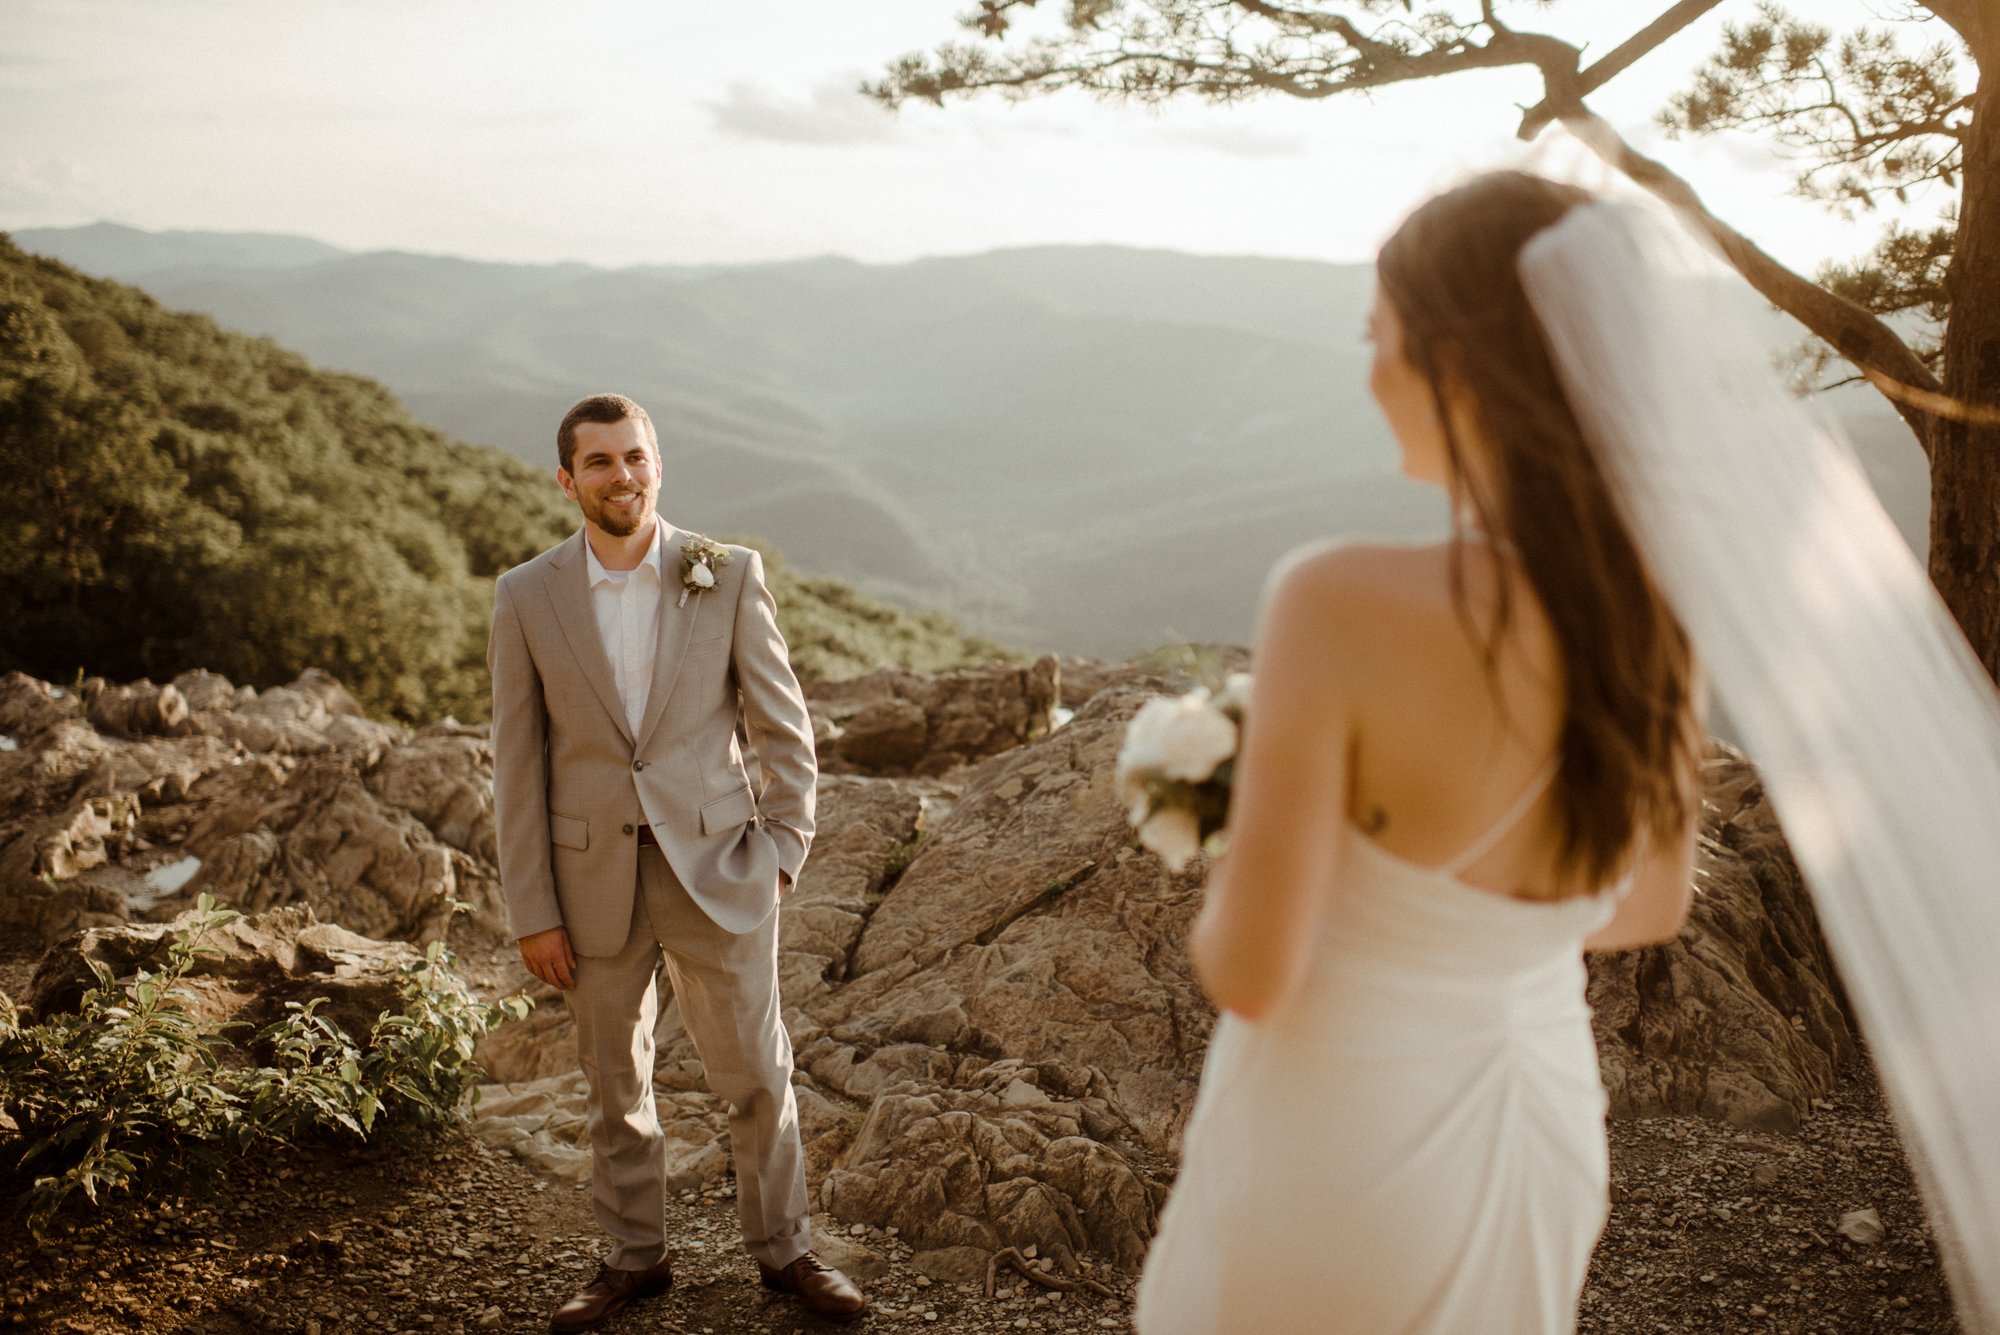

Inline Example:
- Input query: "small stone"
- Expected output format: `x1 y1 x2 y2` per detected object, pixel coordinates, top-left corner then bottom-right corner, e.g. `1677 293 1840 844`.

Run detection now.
476 1308 504 1328
1839 1209 1887 1245
1002 1078 1048 1107
850 1223 867 1236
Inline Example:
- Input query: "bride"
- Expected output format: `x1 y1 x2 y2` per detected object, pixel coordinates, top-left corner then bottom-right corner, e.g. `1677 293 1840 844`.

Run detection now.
1134 171 2000 1333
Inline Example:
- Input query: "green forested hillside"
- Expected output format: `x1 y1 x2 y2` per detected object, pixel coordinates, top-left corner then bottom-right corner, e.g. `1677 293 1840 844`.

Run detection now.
0 237 1003 722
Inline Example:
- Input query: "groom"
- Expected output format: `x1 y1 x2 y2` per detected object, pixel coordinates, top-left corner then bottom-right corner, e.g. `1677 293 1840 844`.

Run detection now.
488 393 865 1330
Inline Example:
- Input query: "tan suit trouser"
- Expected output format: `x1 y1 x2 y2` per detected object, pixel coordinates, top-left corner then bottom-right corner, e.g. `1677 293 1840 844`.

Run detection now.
566 847 811 1271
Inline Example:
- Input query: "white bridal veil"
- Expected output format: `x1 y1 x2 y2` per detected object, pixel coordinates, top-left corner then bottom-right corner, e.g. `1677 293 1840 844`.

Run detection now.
1518 199 2000 1329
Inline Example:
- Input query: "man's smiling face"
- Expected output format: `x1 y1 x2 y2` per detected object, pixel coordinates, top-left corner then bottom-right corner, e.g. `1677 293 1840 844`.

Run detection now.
559 417 659 539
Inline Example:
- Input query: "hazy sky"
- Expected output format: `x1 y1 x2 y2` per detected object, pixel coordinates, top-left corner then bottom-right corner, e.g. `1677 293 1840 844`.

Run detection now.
0 0 1955 272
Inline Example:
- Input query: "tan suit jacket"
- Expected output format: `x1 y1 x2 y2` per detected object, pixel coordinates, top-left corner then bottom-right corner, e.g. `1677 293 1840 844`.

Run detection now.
487 526 815 950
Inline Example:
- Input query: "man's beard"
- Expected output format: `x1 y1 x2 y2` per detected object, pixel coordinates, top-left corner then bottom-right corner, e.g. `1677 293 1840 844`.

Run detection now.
583 487 652 538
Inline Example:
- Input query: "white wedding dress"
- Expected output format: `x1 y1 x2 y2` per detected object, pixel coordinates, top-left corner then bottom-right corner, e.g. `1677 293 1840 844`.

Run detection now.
1135 764 1623 1334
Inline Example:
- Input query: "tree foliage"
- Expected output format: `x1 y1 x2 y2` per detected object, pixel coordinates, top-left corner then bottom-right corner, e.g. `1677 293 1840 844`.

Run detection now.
0 236 574 722
1663 5 1972 214
747 541 1014 683
0 237 1010 721
868 0 1585 109
1658 4 1970 377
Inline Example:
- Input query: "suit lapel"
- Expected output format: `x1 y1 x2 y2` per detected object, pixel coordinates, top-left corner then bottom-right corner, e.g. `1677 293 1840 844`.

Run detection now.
544 532 634 746
634 523 702 754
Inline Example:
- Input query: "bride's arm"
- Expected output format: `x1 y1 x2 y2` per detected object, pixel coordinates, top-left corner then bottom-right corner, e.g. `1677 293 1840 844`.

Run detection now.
1583 814 1697 952
1189 548 1359 1021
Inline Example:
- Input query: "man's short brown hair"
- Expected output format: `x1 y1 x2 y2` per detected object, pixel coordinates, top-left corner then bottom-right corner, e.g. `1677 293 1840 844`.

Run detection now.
557 394 657 474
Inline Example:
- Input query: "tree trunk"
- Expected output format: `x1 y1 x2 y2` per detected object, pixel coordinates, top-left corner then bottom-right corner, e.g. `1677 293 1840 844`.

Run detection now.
1931 66 2000 682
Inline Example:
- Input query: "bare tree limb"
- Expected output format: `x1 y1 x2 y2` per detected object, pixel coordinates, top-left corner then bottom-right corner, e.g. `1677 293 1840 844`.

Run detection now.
1518 0 1729 138
1864 370 2000 425
1559 110 1945 453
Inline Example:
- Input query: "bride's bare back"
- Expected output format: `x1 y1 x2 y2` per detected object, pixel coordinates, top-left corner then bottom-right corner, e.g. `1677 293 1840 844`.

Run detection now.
1327 538 1566 894
1187 535 1694 1024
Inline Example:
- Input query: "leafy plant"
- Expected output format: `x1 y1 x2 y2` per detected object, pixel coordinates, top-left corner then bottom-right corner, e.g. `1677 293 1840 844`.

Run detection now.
0 895 531 1234
361 940 531 1134
0 898 253 1229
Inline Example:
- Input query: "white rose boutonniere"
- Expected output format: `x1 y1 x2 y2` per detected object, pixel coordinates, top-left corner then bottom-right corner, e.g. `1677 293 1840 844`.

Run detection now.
1115 672 1250 872
678 536 733 607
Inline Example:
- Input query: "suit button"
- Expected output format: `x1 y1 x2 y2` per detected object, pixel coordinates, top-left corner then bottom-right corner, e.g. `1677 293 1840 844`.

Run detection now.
633 760 646 772
621 823 634 835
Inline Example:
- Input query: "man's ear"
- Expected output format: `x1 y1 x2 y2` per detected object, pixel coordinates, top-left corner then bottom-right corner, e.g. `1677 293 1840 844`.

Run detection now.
556 467 578 501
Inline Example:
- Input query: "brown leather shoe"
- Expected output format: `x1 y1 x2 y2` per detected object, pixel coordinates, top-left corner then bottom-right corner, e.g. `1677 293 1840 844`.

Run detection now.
758 1251 868 1322
548 1258 674 1332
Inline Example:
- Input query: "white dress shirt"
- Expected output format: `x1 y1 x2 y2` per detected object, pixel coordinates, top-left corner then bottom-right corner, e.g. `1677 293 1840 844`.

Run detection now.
583 522 665 737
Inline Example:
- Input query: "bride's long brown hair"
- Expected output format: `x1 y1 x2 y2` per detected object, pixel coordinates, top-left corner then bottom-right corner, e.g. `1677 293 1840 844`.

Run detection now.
1376 171 1701 896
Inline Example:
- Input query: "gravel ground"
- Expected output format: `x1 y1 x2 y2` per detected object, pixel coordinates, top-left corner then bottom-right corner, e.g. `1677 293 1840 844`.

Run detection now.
1 1134 1137 1334
1581 1064 1958 1334
0 918 1962 1335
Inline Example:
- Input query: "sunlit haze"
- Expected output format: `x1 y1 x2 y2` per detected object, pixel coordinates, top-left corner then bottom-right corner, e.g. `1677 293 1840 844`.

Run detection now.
1 0 1953 271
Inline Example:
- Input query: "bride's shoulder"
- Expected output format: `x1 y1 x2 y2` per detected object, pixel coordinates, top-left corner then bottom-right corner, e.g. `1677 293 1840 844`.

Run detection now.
1266 538 1446 615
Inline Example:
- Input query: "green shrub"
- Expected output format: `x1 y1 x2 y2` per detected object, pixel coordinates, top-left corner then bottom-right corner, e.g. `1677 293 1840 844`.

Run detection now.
0 896 530 1234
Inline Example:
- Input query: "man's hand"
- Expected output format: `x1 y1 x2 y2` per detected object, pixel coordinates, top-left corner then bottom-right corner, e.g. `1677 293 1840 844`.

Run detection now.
519 925 577 990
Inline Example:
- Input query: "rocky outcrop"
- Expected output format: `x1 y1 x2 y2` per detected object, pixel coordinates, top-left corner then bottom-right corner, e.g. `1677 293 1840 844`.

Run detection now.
4 663 1858 1278
1588 747 1855 1131
0 670 500 950
800 681 1211 1156
809 656 1061 776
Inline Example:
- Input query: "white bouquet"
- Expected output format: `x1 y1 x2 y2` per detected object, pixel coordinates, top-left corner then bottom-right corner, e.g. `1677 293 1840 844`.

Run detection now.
1115 674 1251 872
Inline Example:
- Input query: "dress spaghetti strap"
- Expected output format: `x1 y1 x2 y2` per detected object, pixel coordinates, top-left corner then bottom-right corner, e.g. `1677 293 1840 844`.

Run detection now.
1438 757 1561 878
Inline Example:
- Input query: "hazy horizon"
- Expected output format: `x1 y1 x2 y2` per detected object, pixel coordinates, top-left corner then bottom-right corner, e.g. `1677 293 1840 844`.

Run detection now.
12 217 1385 275
4 1 1955 275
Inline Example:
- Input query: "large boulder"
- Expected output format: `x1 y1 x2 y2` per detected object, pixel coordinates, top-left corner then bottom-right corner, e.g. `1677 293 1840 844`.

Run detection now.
820 1061 1162 1273
809 656 1062 776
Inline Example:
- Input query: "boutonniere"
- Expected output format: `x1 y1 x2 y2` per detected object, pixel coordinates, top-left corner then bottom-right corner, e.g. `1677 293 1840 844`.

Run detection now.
677 535 733 607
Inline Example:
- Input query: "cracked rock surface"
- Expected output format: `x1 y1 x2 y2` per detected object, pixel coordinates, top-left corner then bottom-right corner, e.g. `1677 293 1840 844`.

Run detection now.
0 663 1958 1327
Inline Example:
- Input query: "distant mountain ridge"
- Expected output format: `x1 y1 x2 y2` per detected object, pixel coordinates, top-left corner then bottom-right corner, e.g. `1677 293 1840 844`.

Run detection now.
13 222 1929 658
19 221 347 276
0 236 1004 721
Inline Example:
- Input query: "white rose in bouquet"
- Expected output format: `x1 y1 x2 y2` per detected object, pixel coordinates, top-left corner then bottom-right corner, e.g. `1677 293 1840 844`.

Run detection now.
1138 807 1204 873
1118 678 1251 872
1159 699 1238 782
1214 672 1253 716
